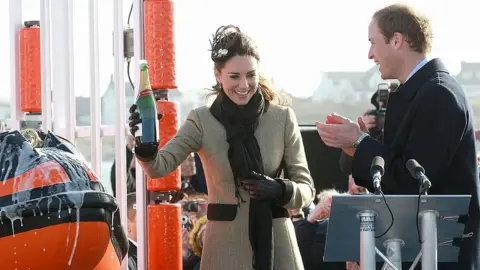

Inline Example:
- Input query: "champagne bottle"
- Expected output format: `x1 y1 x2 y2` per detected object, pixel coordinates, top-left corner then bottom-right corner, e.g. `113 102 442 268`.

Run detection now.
135 60 159 145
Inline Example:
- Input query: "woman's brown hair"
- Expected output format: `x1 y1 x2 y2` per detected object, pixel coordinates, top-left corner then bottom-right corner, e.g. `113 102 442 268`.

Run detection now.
207 25 289 105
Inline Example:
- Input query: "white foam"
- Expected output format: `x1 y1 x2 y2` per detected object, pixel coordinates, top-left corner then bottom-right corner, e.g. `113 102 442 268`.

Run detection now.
111 204 119 231
68 208 80 265
66 221 71 252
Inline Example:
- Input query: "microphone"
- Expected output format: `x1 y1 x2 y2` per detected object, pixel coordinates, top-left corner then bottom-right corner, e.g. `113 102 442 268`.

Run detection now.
406 159 432 194
370 156 385 194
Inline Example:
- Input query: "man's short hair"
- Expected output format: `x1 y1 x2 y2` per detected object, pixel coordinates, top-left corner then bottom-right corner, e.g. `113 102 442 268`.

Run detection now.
373 4 432 54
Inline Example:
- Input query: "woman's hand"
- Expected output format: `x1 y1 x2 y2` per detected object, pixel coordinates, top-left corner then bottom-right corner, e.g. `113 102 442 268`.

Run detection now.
240 171 284 200
128 104 163 137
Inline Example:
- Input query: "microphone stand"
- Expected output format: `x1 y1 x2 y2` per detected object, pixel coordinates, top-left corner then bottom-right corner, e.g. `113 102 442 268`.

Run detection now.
373 174 382 195
418 175 431 195
417 178 436 269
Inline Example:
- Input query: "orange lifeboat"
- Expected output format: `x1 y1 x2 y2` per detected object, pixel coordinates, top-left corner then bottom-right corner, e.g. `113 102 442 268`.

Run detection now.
0 130 128 269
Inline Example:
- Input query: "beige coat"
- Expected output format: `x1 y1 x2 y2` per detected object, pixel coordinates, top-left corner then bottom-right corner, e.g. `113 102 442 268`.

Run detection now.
139 103 315 270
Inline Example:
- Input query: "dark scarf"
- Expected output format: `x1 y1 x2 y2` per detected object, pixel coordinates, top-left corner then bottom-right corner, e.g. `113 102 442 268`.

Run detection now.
210 90 274 270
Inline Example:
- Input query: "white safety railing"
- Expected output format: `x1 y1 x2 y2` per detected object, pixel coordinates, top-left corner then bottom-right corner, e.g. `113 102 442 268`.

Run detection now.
40 0 53 132
50 0 76 142
112 3 129 270
8 0 146 269
8 0 22 131
88 0 102 176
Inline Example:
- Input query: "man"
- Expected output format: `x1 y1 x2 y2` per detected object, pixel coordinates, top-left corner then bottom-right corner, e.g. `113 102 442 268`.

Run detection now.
316 4 479 269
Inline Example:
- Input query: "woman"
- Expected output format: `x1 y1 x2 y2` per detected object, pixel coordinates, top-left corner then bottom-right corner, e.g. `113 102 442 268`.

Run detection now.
129 25 315 270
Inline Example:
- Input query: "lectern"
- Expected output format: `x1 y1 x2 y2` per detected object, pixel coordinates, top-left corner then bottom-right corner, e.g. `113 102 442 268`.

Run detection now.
324 194 471 269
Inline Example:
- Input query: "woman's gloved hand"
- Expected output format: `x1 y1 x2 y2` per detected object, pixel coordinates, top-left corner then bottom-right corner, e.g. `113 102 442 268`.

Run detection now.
128 104 163 160
128 104 141 137
240 171 285 200
128 104 163 137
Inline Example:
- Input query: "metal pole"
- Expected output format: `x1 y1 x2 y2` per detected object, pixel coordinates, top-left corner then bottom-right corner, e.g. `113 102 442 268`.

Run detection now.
409 251 422 270
8 0 23 131
375 247 400 270
50 0 76 141
113 0 127 268
40 0 53 132
357 210 376 270
132 0 148 269
420 210 438 270
88 0 102 177
384 239 404 270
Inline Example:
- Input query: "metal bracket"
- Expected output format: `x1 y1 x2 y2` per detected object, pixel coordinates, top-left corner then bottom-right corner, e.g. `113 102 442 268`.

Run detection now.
124 27 134 58
149 191 172 204
20 113 43 131
153 89 169 101
112 27 135 59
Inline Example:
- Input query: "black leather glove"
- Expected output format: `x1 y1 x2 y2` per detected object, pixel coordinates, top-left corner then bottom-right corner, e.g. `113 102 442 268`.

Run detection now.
128 104 163 137
128 104 163 160
240 171 285 200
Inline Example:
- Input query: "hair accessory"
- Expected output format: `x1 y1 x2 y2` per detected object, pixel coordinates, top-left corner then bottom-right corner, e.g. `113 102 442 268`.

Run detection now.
213 48 228 59
209 25 240 60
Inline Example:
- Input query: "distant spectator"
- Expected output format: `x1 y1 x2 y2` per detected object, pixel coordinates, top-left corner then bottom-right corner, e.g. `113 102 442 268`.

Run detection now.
475 129 480 141
181 153 198 195
190 215 207 257
127 192 137 270
293 189 345 270
181 193 207 270
111 136 136 196
191 153 207 194
347 175 369 195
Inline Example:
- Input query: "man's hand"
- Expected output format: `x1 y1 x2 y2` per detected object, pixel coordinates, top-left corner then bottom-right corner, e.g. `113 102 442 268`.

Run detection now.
362 108 377 131
316 113 364 149
342 116 369 156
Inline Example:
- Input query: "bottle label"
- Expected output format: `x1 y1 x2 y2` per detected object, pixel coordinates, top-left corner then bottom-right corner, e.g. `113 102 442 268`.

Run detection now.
138 89 154 99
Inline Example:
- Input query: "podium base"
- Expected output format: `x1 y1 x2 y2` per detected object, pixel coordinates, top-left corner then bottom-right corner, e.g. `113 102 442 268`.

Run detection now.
383 239 404 270
421 210 439 270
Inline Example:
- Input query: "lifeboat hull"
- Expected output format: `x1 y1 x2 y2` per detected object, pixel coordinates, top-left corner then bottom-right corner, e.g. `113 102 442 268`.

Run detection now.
0 130 128 269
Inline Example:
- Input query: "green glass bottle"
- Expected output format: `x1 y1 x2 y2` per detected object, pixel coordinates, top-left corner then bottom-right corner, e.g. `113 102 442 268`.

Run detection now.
135 60 159 145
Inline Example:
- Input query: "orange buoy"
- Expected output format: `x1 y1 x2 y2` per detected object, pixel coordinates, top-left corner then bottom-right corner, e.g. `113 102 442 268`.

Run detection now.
19 21 42 113
147 100 181 191
148 204 182 270
144 0 176 90
0 130 128 269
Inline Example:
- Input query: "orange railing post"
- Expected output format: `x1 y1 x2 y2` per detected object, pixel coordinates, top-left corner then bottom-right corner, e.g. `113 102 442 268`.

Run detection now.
144 0 182 269
20 21 42 114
